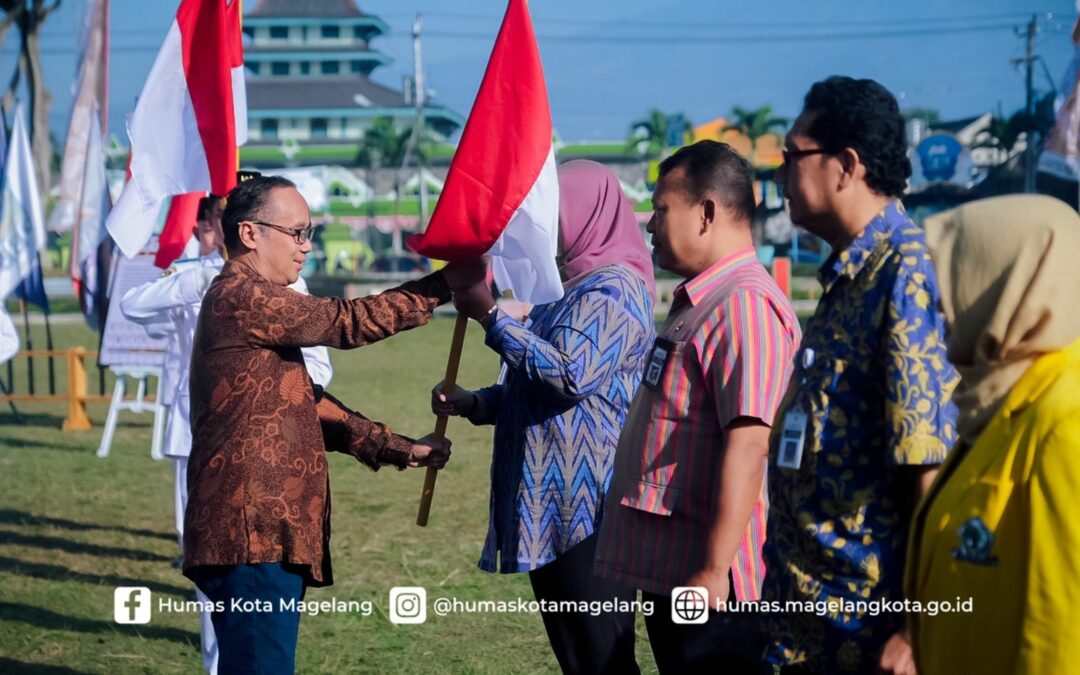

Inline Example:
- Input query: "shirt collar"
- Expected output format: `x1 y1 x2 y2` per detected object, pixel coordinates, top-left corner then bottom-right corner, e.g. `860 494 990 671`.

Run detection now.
818 200 907 291
675 247 758 307
998 336 1080 420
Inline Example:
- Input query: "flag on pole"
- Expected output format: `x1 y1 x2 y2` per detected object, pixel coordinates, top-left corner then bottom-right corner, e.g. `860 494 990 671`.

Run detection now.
71 111 113 327
49 0 109 234
106 0 244 258
152 0 243 269
1038 6 1080 182
0 104 49 311
406 0 562 305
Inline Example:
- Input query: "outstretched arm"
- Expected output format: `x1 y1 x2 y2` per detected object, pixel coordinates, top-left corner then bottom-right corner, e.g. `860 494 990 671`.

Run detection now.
316 388 450 470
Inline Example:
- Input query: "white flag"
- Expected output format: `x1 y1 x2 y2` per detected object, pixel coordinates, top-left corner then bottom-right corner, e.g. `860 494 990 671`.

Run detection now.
0 104 48 301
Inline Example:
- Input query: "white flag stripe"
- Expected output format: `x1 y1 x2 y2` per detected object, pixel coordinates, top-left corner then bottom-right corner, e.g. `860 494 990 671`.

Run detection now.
486 147 562 305
106 19 210 258
126 21 211 211
233 65 248 147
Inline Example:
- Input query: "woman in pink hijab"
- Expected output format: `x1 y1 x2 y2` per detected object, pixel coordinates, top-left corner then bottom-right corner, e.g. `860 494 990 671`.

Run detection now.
433 160 655 674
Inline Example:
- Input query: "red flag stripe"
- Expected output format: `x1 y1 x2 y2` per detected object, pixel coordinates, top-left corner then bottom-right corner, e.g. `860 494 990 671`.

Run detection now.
407 0 551 260
155 192 203 268
177 0 237 197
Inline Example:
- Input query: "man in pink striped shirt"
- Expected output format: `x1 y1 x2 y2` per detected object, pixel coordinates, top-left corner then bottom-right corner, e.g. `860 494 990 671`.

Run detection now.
594 141 800 674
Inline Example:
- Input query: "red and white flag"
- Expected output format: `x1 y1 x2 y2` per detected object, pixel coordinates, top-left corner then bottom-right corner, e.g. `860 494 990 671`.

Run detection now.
49 0 109 235
106 0 245 258
407 0 562 305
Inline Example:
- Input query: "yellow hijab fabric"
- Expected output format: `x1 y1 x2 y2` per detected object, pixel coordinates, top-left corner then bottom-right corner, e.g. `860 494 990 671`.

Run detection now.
925 194 1080 444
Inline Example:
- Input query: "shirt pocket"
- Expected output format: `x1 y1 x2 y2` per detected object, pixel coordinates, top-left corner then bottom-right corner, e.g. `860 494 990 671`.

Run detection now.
645 339 690 420
807 357 856 454
619 479 680 517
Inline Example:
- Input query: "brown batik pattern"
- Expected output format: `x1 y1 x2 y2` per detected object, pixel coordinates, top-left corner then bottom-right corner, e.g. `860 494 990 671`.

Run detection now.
183 261 450 586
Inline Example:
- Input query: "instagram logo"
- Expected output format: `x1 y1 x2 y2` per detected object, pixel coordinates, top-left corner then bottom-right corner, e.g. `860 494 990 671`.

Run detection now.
114 587 152 624
389 587 427 624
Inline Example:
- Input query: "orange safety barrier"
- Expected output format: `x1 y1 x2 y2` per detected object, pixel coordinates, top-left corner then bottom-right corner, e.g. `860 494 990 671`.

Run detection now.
1 348 112 430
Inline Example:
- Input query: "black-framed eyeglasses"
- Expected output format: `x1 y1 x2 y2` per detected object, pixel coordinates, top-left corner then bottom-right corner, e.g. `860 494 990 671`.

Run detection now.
248 220 318 244
781 147 833 166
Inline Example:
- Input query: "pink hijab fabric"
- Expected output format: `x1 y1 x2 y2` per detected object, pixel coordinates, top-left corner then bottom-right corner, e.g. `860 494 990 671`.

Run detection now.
557 160 655 299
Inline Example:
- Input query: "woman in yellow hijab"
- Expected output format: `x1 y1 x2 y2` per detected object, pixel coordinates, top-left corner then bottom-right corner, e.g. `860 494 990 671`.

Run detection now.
908 194 1080 675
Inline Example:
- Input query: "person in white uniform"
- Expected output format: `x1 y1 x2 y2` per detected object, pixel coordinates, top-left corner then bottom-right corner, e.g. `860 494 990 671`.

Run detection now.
120 196 332 674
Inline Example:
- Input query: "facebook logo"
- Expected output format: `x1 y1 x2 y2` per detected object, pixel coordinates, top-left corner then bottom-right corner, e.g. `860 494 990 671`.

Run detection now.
114 587 151 624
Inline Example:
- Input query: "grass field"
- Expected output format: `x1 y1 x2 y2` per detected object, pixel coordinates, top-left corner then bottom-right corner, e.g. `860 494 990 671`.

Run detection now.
0 318 663 674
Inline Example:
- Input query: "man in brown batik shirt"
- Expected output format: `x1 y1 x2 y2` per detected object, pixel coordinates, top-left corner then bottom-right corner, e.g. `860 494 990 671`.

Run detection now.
182 175 486 674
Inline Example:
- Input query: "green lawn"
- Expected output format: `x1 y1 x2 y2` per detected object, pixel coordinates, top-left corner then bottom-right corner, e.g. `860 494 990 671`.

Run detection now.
239 141 637 166
0 319 662 674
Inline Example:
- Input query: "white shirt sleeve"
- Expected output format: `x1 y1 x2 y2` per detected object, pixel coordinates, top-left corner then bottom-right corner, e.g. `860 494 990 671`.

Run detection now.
288 275 334 388
120 265 212 324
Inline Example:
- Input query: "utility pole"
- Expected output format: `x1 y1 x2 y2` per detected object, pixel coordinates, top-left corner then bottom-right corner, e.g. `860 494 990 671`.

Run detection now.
411 13 430 228
1014 14 1038 192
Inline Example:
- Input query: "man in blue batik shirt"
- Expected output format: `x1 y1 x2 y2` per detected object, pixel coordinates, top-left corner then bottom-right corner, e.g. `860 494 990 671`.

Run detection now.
760 77 959 675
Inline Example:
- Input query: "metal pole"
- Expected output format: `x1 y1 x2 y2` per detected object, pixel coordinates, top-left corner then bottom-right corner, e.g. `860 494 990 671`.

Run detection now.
36 253 56 394
413 14 430 228
1021 15 1038 193
19 299 34 395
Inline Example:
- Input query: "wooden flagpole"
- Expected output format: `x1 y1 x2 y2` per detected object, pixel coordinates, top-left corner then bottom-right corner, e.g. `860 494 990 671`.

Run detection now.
416 312 469 526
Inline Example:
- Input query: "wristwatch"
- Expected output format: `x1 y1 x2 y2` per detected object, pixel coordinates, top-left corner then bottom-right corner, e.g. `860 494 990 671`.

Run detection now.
478 303 499 329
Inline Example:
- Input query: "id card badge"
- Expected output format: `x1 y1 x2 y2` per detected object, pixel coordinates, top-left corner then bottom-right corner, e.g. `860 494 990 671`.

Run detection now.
643 338 674 389
777 407 809 469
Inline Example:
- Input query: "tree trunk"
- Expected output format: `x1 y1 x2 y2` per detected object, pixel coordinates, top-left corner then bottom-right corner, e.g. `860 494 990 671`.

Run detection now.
1 39 24 113
0 12 16 53
23 21 52 196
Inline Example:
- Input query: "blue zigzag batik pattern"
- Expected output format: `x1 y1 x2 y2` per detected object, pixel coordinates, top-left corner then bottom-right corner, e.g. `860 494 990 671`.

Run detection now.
473 265 654 573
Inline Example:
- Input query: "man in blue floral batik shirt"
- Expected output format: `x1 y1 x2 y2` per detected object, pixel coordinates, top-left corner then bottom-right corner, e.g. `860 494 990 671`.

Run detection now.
760 76 959 675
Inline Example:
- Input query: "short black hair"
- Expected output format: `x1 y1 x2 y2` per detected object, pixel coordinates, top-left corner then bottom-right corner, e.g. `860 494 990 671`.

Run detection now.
196 195 221 222
221 175 297 252
801 76 911 198
658 140 756 225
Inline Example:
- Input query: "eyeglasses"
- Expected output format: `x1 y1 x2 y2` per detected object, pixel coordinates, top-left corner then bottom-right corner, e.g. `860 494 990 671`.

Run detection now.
247 220 318 244
781 147 834 166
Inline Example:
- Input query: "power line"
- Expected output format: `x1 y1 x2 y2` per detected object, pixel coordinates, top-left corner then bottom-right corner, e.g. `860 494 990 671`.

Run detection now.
413 22 1020 44
11 12 1056 56
381 9 1044 31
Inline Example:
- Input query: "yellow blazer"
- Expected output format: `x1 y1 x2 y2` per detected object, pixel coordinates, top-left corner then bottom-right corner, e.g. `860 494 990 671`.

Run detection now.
907 338 1080 675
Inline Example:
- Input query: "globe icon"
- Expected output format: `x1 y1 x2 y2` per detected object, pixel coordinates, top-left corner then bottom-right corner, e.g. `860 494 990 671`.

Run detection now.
673 588 708 622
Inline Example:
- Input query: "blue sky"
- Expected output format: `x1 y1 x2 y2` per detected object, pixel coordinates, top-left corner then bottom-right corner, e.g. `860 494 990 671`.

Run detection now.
4 0 1076 143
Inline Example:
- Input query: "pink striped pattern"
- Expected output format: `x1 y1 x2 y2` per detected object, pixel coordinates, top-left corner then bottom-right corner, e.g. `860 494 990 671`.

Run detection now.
595 248 800 600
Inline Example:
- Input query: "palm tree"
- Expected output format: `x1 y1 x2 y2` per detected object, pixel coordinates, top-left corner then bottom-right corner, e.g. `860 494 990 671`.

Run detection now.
2 0 63 196
902 107 942 125
626 109 692 158
356 117 411 171
356 117 432 219
722 105 788 166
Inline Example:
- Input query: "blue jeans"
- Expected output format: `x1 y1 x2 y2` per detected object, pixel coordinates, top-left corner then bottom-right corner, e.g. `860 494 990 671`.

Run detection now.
192 563 306 675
